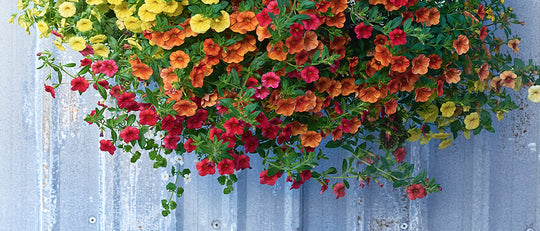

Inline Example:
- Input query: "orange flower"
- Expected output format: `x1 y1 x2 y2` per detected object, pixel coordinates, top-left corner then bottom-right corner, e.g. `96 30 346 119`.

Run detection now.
201 92 220 108
411 54 430 75
329 36 349 50
267 41 287 61
190 63 212 88
369 0 387 5
301 131 322 148
316 77 332 93
415 7 429 24
426 8 440 26
499 71 517 88
294 90 317 112
161 28 185 49
163 83 182 102
325 12 346 28
428 54 442 69
341 78 357 96
160 67 178 84
285 35 304 54
349 116 362 133
132 63 153 80
230 11 258 34
303 31 319 51
128 54 141 66
239 35 257 54
295 50 310 66
290 121 308 136
221 43 244 63
453 35 470 55
204 55 220 66
179 18 197 38
276 98 296 116
256 25 273 41
358 86 381 103
374 34 389 46
373 45 392 67
478 63 490 81
203 38 221 56
173 100 198 117
400 71 419 92
414 87 432 102
326 80 342 98
387 78 401 94
170 50 190 69
384 98 397 115
507 38 520 53
391 56 410 73
444 68 462 84
329 0 347 14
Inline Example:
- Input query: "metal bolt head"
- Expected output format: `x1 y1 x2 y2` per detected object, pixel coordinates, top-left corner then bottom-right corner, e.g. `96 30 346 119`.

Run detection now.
88 216 97 224
526 228 535 231
211 220 221 230
400 223 409 229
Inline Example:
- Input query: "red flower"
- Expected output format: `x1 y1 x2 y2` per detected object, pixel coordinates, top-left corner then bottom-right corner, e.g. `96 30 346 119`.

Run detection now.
93 80 110 90
407 183 427 200
99 140 116 155
233 153 251 170
184 138 197 152
224 117 244 135
333 183 346 199
120 126 140 143
209 127 223 141
354 23 373 39
80 44 94 56
302 14 320 30
100 60 118 77
44 85 55 98
70 77 89 93
477 4 485 20
80 58 92 66
479 25 487 42
261 123 280 139
91 60 102 74
388 28 407 46
259 170 282 185
289 23 305 37
320 179 330 194
242 133 259 153
109 85 124 98
394 147 405 163
300 170 312 181
301 66 319 83
256 8 272 27
261 72 281 89
161 114 184 136
217 158 236 175
163 135 180 150
117 92 139 111
139 109 158 126
196 159 216 176
186 109 208 129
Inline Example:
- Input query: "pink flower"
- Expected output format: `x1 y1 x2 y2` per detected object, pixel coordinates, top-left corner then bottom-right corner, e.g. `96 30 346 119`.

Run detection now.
99 140 116 155
70 77 89 93
266 1 279 15
354 23 373 39
407 183 427 200
254 87 270 99
100 60 118 77
80 44 94 56
139 109 158 126
301 66 319 83
120 126 140 143
302 14 320 30
44 85 55 98
289 23 305 37
217 158 235 175
51 30 63 38
261 72 280 88
256 8 272 27
163 135 180 150
389 28 407 46
333 183 346 199
91 60 103 74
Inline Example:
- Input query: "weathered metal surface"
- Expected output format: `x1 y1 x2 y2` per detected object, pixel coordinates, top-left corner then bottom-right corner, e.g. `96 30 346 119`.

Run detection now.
2 0 540 230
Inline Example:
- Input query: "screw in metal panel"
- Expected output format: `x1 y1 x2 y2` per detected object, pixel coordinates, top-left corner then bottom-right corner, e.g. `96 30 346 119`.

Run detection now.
400 223 408 230
211 220 221 230
88 216 97 224
526 228 535 231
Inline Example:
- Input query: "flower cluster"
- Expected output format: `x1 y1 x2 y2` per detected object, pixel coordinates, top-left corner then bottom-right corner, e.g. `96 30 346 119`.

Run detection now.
13 0 540 215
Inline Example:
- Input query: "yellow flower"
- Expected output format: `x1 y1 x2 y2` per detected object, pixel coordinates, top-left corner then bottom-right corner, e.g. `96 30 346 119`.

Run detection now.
138 4 157 22
76 19 93 32
17 0 28 10
92 43 110 57
181 0 189 5
464 112 480 130
8 15 15 24
53 40 65 51
162 0 178 14
123 16 141 33
438 138 453 150
127 38 142 50
418 103 438 122
211 10 230 32
486 8 494 21
152 47 165 59
440 101 456 117
107 0 122 5
58 2 76 17
86 0 105 5
190 14 212 34
407 128 421 142
141 20 155 30
37 21 49 35
496 111 505 121
95 4 110 13
528 85 540 103
68 36 86 51
165 4 183 16
201 0 218 4
89 34 107 43
114 2 134 19
419 133 432 145
463 130 471 139
144 0 165 13
18 16 30 34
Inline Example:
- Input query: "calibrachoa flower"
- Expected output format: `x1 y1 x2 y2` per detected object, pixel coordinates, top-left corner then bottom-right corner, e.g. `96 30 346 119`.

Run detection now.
18 0 540 216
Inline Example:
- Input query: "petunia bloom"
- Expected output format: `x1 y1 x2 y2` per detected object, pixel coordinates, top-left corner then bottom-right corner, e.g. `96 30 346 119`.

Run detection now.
44 85 55 98
120 126 140 143
354 23 373 39
388 28 407 46
217 158 235 175
407 184 427 200
453 35 470 55
71 76 89 93
261 72 281 88
333 183 345 199
301 66 319 83
196 159 216 176
100 60 118 77
99 140 116 155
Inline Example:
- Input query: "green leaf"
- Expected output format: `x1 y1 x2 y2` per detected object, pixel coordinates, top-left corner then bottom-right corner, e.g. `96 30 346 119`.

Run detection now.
96 83 108 100
126 114 136 126
217 175 227 185
324 167 337 175
166 183 176 191
149 150 157 160
63 63 76 67
325 140 341 148
229 174 238 183
343 179 350 188
130 151 141 163
169 201 177 210
161 199 169 209
176 187 184 197
223 187 233 194
341 159 348 174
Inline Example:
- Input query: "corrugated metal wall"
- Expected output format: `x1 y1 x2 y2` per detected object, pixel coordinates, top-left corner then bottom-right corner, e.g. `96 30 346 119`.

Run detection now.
2 1 540 230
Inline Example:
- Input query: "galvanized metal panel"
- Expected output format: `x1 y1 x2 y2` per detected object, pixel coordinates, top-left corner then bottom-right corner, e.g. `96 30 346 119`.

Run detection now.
3 0 540 230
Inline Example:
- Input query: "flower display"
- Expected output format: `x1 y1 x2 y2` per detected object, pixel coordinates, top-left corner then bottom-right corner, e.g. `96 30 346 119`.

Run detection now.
12 0 540 216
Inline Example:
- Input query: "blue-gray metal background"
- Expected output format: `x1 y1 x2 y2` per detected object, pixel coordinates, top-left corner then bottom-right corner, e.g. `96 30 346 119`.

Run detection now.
2 1 540 230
